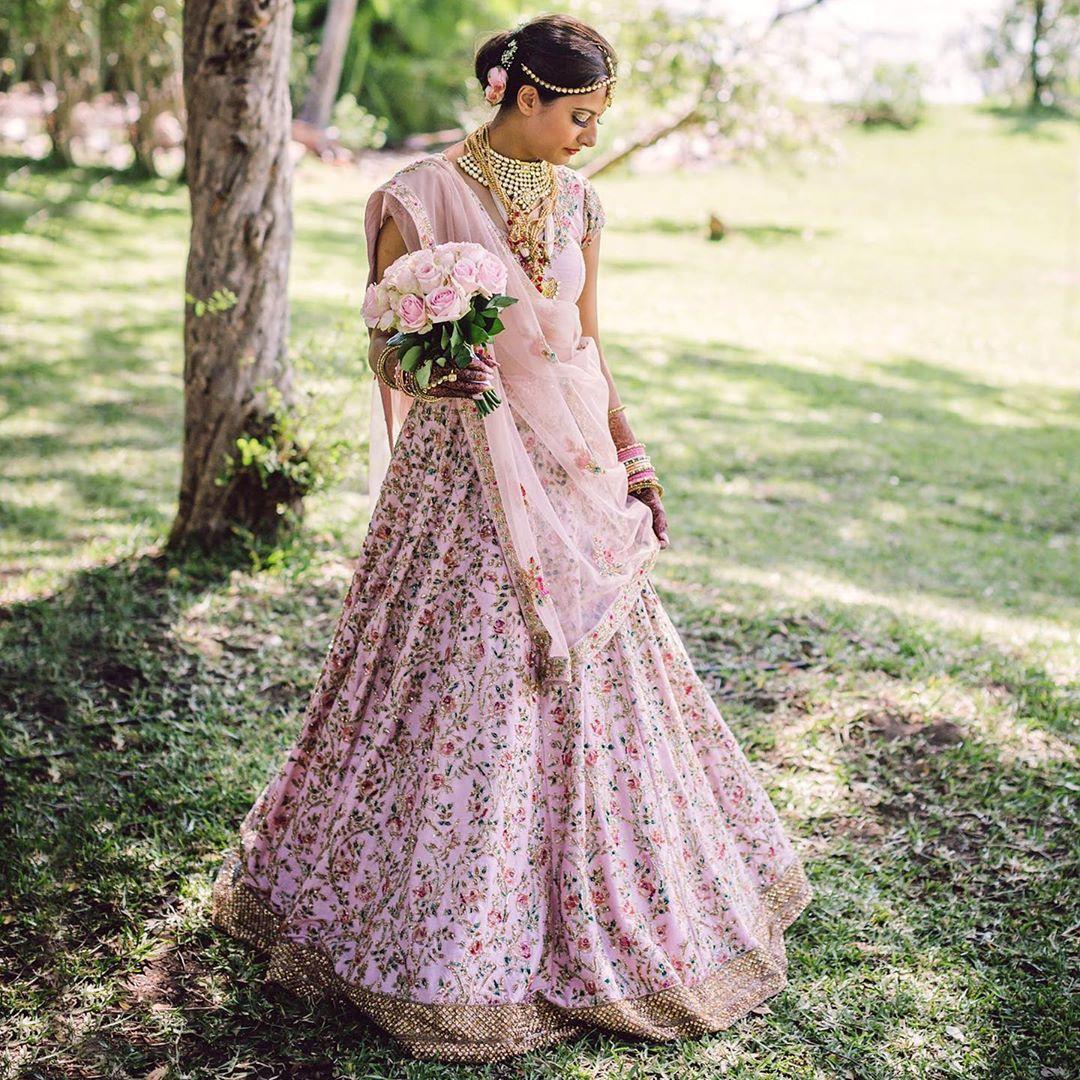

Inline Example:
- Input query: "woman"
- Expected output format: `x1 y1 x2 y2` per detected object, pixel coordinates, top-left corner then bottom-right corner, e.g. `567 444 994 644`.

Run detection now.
211 13 814 1064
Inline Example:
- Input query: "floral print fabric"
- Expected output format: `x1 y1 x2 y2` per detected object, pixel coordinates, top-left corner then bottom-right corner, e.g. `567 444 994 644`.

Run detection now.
218 395 812 1037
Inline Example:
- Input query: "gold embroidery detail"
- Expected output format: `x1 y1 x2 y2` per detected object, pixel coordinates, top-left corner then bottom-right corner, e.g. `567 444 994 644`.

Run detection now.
210 848 813 1063
381 174 437 249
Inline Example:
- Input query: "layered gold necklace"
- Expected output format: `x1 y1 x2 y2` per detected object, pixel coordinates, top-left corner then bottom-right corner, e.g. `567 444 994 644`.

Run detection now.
459 122 560 299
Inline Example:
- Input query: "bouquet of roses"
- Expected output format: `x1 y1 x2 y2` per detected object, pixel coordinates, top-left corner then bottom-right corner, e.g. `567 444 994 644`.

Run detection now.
363 241 518 417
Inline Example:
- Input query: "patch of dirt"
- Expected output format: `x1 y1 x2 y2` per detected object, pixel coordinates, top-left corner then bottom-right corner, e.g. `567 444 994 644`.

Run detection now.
119 934 211 1013
858 705 966 749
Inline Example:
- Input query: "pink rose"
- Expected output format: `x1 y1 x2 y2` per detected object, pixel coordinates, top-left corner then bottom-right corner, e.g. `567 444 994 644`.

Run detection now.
384 260 420 296
476 253 507 297
434 247 456 274
394 292 431 333
375 302 396 331
485 66 507 105
451 256 481 293
425 284 470 323
458 242 488 263
361 282 387 327
410 251 445 294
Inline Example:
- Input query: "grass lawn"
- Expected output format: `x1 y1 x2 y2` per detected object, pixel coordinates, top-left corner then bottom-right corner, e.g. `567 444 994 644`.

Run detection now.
1 104 1077 1078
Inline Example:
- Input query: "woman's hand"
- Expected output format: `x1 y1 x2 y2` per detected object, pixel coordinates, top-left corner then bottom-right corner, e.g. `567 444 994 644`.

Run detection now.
388 343 498 401
631 485 670 549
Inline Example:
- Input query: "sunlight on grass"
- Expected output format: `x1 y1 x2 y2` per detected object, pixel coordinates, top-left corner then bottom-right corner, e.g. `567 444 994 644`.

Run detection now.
708 562 1077 677
2 105 1077 1078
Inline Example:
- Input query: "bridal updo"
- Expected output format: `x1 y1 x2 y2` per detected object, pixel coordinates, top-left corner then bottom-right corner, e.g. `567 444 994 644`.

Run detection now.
475 14 618 109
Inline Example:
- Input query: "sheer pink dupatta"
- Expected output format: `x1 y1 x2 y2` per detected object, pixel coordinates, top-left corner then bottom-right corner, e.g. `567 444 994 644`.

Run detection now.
363 154 659 686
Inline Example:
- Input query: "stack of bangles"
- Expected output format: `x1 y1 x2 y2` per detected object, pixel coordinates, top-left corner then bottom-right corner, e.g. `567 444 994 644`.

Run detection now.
609 404 664 500
373 342 460 403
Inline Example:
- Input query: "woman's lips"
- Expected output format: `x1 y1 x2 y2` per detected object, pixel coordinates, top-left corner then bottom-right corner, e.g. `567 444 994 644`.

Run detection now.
565 147 580 154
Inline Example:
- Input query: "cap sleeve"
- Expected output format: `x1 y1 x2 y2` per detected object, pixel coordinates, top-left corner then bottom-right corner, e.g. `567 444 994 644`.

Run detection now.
581 176 606 249
363 172 435 288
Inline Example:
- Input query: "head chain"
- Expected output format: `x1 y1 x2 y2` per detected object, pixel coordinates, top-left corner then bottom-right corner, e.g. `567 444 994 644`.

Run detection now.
499 35 617 104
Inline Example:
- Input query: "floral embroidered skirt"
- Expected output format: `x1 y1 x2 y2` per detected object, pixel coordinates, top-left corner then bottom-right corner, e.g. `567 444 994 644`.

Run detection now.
210 396 814 1063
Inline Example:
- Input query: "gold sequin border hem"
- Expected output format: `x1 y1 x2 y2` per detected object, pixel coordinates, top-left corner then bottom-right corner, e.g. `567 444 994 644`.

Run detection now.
209 850 813 1063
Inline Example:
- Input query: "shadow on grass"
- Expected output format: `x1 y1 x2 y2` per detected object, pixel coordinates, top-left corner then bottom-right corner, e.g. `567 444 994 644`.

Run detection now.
0 152 186 235
618 216 839 246
977 102 1076 139
660 582 1077 1077
1 541 1074 1075
608 335 1080 662
0 328 181 545
0 548 318 994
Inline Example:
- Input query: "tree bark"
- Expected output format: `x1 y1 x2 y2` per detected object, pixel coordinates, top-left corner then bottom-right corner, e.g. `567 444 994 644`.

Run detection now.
43 45 96 168
1030 0 1047 108
169 0 298 550
297 0 359 130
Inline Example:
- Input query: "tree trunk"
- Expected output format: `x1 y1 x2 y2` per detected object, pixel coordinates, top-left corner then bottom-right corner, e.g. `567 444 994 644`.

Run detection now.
43 45 96 168
1030 0 1047 108
297 0 359 129
169 0 298 551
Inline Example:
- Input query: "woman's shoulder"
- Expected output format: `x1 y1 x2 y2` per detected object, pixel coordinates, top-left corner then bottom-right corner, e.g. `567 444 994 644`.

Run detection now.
365 155 447 250
554 165 604 243
379 153 446 190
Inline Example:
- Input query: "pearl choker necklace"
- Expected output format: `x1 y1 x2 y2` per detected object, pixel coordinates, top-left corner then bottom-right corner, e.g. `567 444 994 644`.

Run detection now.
456 142 553 213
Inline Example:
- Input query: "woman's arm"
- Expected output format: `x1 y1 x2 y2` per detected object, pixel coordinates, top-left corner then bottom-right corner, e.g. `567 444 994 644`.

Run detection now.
576 229 620 410
366 211 496 399
367 216 409 375
576 228 669 547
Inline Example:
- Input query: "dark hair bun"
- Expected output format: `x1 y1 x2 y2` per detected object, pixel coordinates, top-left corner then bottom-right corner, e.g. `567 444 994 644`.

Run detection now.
475 14 617 108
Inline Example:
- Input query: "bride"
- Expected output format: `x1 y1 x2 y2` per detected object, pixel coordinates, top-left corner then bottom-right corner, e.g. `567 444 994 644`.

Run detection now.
211 12 813 1064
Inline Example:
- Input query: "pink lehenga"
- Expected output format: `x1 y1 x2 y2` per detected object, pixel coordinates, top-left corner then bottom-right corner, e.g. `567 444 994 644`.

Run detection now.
210 153 813 1063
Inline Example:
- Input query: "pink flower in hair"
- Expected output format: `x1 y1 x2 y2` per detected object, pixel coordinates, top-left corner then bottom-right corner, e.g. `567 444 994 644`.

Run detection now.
485 65 507 105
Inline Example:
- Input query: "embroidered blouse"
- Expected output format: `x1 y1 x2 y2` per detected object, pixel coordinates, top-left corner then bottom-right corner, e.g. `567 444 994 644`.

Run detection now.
483 165 606 305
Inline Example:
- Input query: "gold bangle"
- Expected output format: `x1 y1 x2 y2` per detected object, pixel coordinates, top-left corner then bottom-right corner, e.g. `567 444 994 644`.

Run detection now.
375 343 401 386
628 478 664 500
401 362 440 403
378 343 434 402
374 343 396 387
608 404 627 417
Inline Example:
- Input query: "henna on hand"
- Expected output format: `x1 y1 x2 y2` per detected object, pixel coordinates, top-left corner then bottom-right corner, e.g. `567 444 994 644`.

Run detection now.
609 408 668 547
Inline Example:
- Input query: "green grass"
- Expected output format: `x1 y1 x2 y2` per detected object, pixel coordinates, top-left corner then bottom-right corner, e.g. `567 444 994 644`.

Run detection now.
1 104 1077 1078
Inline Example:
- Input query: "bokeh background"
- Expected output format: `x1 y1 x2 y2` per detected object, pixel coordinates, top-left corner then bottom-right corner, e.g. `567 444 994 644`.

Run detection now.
1 2 1077 1077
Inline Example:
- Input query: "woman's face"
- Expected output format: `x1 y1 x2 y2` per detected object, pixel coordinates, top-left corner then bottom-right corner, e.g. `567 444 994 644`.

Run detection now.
520 86 610 163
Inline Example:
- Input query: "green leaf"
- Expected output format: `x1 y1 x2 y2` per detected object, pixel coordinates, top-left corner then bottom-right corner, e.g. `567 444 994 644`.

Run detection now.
402 344 423 370
490 317 504 334
416 358 433 388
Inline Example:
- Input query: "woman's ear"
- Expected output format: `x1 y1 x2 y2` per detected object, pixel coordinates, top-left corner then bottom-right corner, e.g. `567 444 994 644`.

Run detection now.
516 84 540 116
